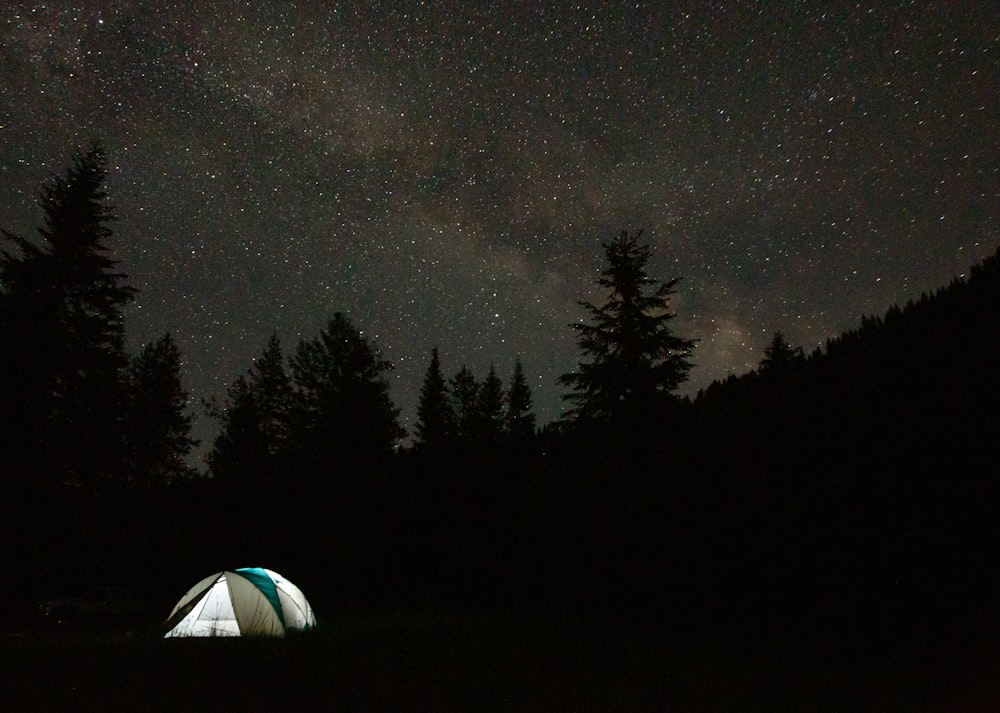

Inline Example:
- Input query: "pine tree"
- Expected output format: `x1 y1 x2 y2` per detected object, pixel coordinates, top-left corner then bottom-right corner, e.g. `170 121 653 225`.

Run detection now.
504 357 536 440
249 334 295 452
0 144 135 488
124 333 197 487
758 331 805 375
449 365 479 439
414 347 454 449
559 230 695 422
475 363 505 443
206 334 293 485
289 313 403 463
206 375 264 487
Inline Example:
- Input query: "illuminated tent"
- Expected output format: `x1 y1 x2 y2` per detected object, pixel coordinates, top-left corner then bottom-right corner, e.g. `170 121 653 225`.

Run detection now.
163 568 316 637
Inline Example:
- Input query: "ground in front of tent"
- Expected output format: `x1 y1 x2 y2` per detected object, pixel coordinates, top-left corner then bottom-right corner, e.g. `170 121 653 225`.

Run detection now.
2 612 998 712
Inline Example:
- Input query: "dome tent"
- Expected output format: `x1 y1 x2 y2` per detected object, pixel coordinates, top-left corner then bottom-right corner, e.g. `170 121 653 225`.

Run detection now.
164 568 316 637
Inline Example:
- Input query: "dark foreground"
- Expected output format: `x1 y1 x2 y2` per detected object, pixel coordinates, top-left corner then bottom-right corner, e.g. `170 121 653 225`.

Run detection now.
2 612 998 712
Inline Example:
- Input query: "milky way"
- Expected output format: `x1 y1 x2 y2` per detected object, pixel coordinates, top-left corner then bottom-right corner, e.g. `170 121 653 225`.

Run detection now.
2 2 998 459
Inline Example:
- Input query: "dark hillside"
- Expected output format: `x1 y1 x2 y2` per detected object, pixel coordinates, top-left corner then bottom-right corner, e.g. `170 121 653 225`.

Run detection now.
675 247 1000 644
2 248 998 710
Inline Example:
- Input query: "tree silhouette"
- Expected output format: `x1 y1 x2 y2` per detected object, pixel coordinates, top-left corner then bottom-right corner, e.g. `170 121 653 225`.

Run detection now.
124 333 197 487
206 375 260 486
758 331 805 375
559 230 695 422
0 143 135 488
475 363 505 443
414 347 454 450
249 334 295 451
206 334 293 485
450 365 479 439
289 313 403 464
504 357 536 440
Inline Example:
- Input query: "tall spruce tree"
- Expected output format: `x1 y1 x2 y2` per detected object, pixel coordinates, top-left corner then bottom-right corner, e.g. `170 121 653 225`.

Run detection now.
414 347 454 450
249 334 295 451
476 363 505 443
124 333 197 487
559 230 694 422
449 365 479 439
206 334 293 485
206 375 262 486
758 331 805 375
504 357 536 440
289 313 403 464
0 144 135 488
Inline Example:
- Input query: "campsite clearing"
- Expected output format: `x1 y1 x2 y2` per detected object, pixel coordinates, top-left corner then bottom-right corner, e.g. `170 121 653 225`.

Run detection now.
2 612 997 712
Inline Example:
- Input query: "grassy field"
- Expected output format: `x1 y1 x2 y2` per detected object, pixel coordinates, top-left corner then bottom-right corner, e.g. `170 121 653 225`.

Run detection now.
2 611 998 712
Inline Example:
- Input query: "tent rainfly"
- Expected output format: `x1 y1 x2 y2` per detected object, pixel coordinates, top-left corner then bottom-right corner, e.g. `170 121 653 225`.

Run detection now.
163 568 316 637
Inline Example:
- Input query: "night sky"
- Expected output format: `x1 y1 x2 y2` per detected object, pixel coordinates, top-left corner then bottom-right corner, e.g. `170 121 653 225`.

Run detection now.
2 2 998 458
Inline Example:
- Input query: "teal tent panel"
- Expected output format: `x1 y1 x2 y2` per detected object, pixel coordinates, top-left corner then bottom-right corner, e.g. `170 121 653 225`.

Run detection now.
234 567 285 627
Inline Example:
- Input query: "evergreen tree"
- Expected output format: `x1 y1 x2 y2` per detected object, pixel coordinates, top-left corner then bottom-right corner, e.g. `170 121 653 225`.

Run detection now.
249 334 295 452
476 363 505 443
504 357 536 440
206 375 263 487
758 331 805 375
559 230 695 422
124 333 197 487
289 313 403 463
414 347 454 449
206 334 294 485
0 144 135 488
449 365 479 439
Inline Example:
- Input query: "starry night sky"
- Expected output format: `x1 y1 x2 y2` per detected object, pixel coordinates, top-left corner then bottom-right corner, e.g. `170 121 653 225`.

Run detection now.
2 2 998 457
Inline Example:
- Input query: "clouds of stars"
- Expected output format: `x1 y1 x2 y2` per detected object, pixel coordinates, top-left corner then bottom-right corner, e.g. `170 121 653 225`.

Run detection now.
2 1 997 452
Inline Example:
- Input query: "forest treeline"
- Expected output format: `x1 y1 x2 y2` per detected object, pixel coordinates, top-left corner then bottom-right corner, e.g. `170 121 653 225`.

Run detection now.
2 147 998 642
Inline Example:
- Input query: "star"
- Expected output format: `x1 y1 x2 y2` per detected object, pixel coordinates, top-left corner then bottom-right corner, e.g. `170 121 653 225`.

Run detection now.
1 1 997 462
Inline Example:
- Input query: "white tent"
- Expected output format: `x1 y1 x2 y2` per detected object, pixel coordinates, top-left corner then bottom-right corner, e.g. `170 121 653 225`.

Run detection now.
163 568 316 637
